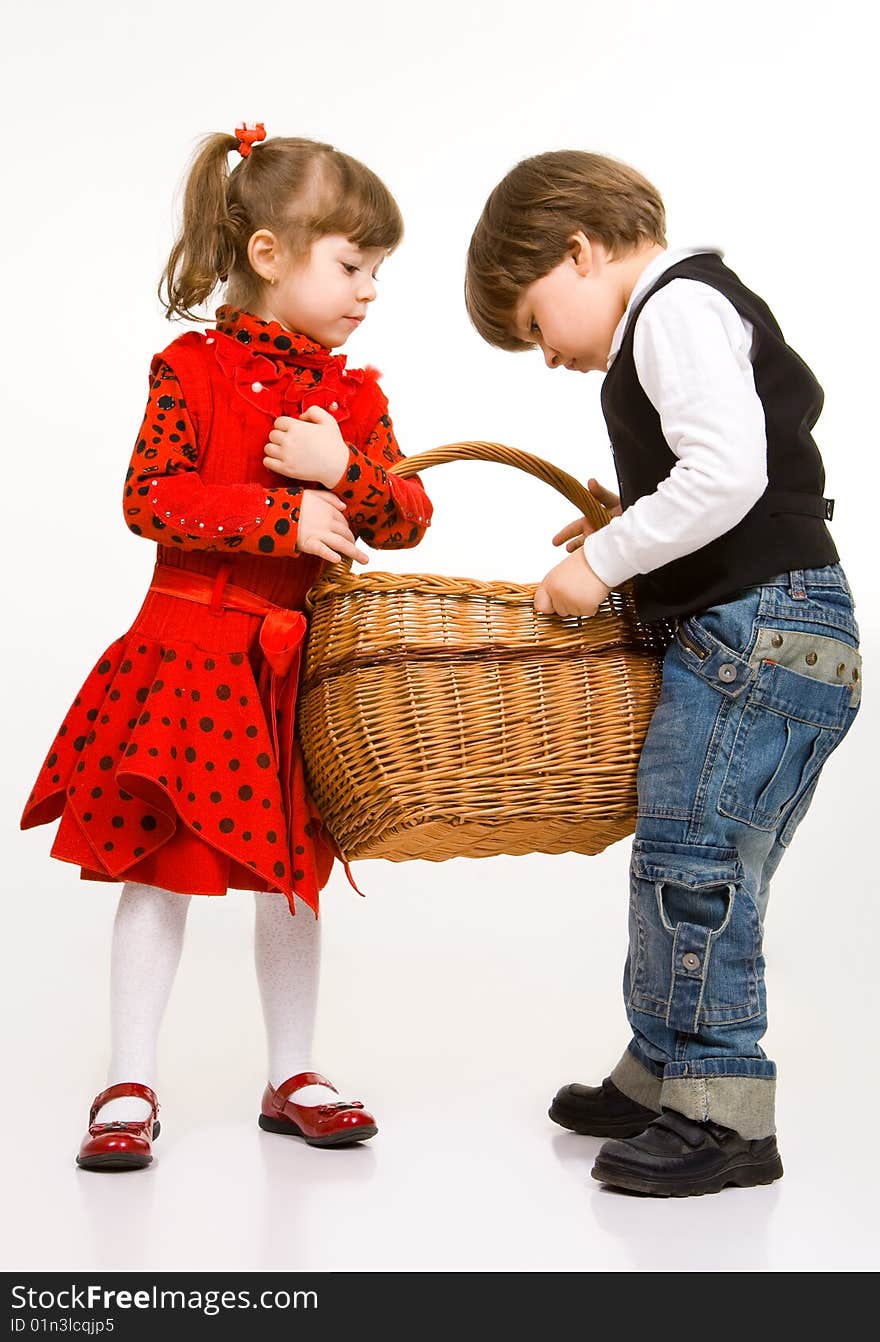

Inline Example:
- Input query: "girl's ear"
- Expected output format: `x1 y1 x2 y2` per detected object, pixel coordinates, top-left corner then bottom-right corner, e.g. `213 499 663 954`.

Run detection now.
568 230 593 276
248 229 282 282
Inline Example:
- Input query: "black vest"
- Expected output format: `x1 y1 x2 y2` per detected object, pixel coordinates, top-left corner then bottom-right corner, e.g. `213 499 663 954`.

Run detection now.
600 252 838 622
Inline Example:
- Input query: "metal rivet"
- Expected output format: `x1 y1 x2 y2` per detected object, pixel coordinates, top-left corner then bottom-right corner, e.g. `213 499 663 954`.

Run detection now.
255 518 262 525
251 381 263 393
329 401 339 411
205 337 215 345
771 633 784 648
805 651 818 666
682 952 701 971
853 668 860 682
217 526 224 532
837 663 847 677
718 663 737 683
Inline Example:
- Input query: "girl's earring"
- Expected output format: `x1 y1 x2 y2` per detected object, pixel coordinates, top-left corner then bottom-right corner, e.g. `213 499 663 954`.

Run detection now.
270 274 278 286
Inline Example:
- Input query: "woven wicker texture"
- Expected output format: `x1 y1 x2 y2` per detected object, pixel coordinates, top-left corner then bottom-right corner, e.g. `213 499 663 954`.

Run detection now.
298 443 674 862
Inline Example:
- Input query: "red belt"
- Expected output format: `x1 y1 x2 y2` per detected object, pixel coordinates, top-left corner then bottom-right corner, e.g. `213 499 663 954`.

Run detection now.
150 560 307 676
147 562 341 909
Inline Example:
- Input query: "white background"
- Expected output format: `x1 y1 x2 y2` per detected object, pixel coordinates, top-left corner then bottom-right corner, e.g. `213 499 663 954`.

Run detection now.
2 0 877 1272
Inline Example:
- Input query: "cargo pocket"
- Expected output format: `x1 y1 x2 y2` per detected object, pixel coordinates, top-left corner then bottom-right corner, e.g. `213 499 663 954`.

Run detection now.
627 842 761 1031
778 774 821 849
718 628 860 832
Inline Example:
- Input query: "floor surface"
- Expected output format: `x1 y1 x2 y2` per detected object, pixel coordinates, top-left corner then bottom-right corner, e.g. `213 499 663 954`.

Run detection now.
5 758 877 1273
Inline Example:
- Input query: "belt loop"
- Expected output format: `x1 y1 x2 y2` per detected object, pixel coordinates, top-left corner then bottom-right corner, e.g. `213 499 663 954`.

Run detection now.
789 569 807 600
209 563 233 616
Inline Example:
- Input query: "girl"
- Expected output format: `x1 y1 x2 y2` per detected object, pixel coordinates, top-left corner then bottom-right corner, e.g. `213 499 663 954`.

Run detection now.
21 125 432 1171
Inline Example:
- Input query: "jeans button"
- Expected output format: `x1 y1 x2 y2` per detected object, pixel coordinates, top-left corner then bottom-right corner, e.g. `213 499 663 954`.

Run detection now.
682 952 701 971
771 633 784 648
805 651 818 665
718 663 737 683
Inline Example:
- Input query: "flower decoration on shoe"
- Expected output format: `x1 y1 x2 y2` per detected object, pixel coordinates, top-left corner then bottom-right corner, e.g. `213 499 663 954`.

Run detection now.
258 1072 378 1147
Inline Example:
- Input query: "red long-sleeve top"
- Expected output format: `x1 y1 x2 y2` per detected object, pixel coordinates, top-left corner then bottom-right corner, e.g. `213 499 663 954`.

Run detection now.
22 306 433 912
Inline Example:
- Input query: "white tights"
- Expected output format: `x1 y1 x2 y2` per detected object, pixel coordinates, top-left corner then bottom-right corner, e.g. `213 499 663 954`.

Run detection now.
96 881 336 1123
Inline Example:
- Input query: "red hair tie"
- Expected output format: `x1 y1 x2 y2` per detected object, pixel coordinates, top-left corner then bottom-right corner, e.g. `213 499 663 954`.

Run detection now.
234 122 266 158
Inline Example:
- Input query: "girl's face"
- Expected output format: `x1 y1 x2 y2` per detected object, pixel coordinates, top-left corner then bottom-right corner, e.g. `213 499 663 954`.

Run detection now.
255 233 388 348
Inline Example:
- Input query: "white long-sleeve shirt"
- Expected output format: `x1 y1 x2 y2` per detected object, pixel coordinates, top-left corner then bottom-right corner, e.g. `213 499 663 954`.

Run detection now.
583 246 770 589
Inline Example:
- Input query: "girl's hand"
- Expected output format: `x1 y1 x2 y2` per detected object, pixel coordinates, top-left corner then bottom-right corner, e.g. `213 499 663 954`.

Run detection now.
264 407 349 489
553 478 622 552
534 549 611 618
296 489 370 565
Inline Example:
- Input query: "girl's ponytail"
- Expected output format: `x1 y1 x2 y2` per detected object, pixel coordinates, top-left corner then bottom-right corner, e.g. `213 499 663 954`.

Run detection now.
159 133 242 321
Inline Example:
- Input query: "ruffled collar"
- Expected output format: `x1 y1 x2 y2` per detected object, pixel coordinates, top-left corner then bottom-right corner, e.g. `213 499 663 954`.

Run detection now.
214 305 347 363
208 306 369 423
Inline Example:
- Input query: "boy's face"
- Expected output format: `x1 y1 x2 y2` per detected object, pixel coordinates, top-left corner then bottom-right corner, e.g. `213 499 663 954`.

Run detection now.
512 233 626 373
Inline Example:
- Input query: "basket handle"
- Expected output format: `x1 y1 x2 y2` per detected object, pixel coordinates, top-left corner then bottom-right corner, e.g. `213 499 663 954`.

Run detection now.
388 440 611 531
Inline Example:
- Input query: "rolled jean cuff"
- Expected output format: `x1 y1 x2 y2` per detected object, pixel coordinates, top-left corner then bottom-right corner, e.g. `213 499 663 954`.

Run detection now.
662 1059 776 1139
610 1047 662 1111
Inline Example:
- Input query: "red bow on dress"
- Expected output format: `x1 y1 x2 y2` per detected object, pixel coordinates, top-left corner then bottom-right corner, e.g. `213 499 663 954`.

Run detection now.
209 328 366 424
147 563 334 913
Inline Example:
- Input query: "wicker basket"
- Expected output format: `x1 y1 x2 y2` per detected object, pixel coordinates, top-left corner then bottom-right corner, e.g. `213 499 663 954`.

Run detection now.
298 442 674 863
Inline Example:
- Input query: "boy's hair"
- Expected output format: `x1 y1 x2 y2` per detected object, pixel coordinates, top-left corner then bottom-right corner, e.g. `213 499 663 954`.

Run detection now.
160 134 403 320
465 151 667 351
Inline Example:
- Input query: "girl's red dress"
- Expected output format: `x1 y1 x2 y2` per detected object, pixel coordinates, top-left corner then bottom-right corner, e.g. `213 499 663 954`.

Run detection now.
21 307 432 915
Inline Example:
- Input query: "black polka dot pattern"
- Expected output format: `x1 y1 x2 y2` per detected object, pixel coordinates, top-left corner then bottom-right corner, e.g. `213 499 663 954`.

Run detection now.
23 635 301 900
18 299 425 910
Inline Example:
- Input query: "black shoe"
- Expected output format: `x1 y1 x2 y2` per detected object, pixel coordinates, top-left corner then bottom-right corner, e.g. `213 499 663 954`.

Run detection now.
591 1109 784 1197
549 1077 659 1138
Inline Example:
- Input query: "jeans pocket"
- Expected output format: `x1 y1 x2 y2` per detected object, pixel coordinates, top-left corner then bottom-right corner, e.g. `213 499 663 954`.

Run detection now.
718 629 860 831
778 773 821 849
627 842 761 1031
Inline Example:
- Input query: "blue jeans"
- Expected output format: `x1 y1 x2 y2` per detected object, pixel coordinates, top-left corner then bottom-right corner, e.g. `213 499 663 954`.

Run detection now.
609 564 862 1137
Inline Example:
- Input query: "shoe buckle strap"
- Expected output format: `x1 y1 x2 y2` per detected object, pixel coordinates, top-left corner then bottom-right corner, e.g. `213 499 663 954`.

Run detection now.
655 1109 713 1147
89 1082 159 1125
272 1072 337 1108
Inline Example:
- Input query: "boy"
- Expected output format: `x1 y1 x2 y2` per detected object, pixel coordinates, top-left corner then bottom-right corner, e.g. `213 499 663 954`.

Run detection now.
465 152 861 1196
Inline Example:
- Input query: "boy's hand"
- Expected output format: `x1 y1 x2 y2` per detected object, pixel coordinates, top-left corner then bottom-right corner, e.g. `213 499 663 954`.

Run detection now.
264 408 350 489
553 478 622 552
534 549 610 618
296 489 369 565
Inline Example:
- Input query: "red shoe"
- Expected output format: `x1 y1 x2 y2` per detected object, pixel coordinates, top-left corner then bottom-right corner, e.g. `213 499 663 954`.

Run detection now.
76 1083 161 1172
259 1072 378 1147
